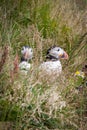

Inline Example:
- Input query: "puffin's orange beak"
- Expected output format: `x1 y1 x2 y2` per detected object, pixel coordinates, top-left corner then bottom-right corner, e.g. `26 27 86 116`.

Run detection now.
63 51 69 59
60 51 69 59
24 51 30 59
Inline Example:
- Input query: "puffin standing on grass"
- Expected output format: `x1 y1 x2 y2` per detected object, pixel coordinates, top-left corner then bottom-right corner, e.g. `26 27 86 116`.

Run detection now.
40 46 68 76
10 46 33 82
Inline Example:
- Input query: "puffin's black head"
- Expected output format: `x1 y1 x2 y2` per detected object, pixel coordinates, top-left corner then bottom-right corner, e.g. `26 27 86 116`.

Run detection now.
46 46 68 60
47 45 56 55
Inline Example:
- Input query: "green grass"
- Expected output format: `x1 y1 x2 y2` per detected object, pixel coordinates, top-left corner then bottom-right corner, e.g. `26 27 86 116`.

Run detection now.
0 0 87 129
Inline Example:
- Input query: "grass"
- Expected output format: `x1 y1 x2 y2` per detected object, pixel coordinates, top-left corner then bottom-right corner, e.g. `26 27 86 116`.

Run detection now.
0 0 87 129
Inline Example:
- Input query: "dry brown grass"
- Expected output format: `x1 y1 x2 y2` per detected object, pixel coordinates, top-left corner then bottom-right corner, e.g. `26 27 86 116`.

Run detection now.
0 46 8 73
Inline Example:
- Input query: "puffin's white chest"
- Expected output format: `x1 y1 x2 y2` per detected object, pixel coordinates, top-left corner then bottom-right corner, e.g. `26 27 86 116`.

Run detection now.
19 61 31 70
40 61 62 75
19 61 31 74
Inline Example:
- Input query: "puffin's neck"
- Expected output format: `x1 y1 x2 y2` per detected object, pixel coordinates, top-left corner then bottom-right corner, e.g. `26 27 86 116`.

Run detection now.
46 55 59 61
21 56 28 62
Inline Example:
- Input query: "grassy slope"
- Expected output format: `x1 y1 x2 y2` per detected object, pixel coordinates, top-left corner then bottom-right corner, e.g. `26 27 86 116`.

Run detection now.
0 0 87 130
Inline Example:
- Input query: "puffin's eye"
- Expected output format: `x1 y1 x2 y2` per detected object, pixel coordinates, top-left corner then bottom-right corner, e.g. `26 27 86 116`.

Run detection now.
22 46 25 50
85 65 87 68
22 48 24 51
57 49 60 51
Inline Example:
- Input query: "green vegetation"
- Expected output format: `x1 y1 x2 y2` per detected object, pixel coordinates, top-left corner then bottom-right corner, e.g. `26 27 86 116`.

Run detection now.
0 0 87 129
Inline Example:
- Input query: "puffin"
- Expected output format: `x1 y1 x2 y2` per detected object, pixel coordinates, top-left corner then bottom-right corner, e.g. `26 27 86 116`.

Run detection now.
19 46 33 74
10 46 33 82
39 46 68 76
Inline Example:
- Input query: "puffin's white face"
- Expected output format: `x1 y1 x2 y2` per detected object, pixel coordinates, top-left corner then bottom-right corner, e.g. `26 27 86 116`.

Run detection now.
21 46 33 60
48 47 68 59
